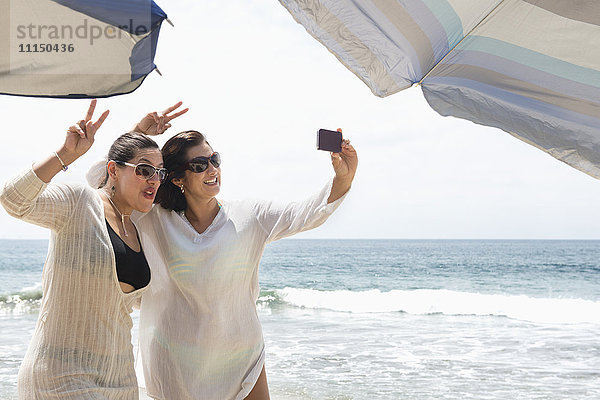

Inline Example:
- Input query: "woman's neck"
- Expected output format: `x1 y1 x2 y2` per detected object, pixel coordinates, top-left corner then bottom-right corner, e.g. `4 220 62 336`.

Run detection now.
100 189 136 238
184 196 220 234
106 192 134 216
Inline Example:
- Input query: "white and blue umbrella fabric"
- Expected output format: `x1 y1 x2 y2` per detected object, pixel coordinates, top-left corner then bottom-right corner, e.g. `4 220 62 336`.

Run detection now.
279 1 600 178
0 0 168 98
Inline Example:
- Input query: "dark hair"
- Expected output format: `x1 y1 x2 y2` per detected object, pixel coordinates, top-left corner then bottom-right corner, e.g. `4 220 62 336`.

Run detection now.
99 132 160 188
155 130 209 211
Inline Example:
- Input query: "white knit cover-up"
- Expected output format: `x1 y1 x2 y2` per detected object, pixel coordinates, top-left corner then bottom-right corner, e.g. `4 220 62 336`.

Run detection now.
134 179 347 400
0 168 147 400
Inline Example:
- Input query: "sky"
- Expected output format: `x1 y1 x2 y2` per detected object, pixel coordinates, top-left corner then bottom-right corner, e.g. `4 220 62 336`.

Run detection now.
1 0 600 240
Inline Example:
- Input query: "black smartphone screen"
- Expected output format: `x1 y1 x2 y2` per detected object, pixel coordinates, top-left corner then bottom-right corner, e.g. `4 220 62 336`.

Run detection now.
317 129 342 153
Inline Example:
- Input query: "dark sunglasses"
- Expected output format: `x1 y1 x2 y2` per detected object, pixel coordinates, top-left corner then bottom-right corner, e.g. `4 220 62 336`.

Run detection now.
184 152 221 173
114 160 168 183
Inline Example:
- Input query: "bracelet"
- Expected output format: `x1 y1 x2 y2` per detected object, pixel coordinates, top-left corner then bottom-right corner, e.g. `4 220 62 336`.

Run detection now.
54 152 68 172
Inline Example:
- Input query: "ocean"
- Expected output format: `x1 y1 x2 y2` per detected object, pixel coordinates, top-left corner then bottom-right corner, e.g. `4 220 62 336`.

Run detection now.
1 239 598 399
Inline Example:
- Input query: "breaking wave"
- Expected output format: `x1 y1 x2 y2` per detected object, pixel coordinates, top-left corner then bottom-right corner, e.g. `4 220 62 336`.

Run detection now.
0 283 42 315
259 287 600 324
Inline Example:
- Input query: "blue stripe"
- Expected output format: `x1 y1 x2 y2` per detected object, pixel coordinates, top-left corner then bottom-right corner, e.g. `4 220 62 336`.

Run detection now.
130 24 161 80
457 36 600 89
421 0 463 50
401 0 450 63
423 76 600 131
51 0 166 34
445 50 600 103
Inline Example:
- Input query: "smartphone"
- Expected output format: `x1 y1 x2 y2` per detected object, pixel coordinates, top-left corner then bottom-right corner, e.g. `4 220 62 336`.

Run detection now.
317 129 342 153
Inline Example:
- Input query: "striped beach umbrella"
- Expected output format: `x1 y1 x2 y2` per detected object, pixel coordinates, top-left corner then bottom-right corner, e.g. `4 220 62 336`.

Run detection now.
279 1 600 178
0 0 169 98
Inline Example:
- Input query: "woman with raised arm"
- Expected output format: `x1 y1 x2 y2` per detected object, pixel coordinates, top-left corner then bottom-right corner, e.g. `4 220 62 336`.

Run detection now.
0 100 185 400
132 124 357 400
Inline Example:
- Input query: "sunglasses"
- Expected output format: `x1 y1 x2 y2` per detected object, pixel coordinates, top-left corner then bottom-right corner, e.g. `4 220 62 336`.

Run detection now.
113 160 168 183
185 152 221 173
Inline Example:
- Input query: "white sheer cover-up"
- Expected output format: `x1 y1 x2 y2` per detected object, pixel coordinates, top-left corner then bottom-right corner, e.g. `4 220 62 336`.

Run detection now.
0 168 146 400
134 178 347 400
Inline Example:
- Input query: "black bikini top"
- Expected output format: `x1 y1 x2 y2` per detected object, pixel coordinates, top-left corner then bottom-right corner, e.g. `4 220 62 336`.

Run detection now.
106 220 151 290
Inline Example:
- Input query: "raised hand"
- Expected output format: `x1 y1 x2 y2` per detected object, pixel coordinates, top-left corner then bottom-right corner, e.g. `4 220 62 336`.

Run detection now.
132 101 189 136
63 99 110 161
33 100 109 183
330 128 358 182
327 128 358 204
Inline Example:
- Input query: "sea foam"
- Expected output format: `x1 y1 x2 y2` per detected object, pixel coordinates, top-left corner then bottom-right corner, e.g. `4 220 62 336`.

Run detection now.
269 287 600 324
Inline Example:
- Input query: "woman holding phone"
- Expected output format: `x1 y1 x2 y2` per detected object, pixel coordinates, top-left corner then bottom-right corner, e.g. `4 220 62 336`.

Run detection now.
0 100 185 399
130 126 357 400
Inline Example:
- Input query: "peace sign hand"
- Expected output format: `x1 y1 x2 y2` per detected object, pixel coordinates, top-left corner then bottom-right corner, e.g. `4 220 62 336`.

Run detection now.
63 99 110 162
133 101 189 136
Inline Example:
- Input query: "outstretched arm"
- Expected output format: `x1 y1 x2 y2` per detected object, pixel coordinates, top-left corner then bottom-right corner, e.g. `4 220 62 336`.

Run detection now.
256 129 357 243
34 99 110 183
1 100 109 231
